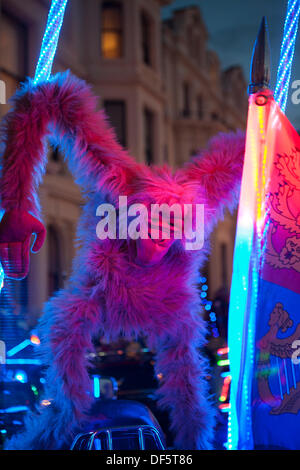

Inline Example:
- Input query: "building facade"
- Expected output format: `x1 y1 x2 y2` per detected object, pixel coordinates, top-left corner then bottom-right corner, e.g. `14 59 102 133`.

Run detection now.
0 0 247 343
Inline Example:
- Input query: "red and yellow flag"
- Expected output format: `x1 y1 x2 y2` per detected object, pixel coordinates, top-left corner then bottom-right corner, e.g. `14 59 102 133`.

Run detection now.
228 89 300 449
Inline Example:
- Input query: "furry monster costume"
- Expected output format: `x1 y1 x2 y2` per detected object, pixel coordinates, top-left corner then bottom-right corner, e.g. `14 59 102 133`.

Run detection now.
0 72 245 449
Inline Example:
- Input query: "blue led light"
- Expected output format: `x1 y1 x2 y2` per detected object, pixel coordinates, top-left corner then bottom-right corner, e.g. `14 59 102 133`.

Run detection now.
6 339 31 357
6 359 42 365
34 0 69 85
212 328 219 338
93 375 100 399
14 370 28 383
209 312 216 322
274 0 300 112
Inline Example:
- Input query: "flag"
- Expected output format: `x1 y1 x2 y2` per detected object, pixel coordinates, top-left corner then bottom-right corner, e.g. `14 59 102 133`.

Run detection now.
228 88 300 450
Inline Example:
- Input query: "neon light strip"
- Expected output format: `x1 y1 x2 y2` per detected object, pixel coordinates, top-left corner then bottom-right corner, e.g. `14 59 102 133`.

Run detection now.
6 339 31 357
219 403 231 412
291 360 297 389
0 264 4 291
228 92 273 450
219 376 231 402
274 0 300 112
217 347 229 356
228 98 258 450
6 359 42 365
217 359 230 367
34 0 69 85
93 376 100 398
221 371 231 378
219 403 231 410
284 359 290 394
0 406 30 414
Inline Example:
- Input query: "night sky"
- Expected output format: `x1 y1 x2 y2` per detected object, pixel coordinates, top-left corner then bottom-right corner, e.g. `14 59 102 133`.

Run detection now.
162 0 300 129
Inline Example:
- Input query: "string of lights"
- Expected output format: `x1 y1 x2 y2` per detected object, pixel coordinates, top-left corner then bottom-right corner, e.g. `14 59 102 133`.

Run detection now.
34 0 69 85
274 0 300 112
198 276 221 339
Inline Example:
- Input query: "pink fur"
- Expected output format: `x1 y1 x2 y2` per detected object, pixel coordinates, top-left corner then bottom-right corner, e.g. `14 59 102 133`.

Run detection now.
0 209 46 279
0 71 245 450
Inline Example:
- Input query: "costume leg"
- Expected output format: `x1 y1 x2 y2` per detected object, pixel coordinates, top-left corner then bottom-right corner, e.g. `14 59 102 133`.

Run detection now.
5 288 101 450
151 318 215 450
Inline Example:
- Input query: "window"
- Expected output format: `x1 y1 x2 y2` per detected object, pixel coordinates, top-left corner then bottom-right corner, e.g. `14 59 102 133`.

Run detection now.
101 1 123 59
0 11 27 102
104 100 127 147
187 30 198 61
141 11 152 66
48 225 63 297
144 108 155 165
182 82 191 117
197 95 204 119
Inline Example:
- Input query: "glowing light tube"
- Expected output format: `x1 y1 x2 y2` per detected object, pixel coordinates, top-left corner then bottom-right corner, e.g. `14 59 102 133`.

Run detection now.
34 0 69 85
0 1 68 291
274 0 300 112
228 91 275 450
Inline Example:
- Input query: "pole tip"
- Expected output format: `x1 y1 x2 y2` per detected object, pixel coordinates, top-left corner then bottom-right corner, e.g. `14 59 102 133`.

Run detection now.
248 16 271 95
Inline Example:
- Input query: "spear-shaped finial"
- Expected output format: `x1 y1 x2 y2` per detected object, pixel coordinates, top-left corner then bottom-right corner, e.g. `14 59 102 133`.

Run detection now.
248 16 271 95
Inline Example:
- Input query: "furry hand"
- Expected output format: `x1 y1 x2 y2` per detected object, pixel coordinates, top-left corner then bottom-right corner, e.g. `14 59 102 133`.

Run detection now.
0 209 46 280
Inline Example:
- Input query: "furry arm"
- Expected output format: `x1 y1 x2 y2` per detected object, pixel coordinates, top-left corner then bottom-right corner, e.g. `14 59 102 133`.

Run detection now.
0 71 138 278
176 130 245 229
0 71 138 217
0 209 46 279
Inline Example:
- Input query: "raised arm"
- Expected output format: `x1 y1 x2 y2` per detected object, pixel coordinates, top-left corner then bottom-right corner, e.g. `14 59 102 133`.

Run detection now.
0 71 138 278
176 130 245 230
0 70 138 217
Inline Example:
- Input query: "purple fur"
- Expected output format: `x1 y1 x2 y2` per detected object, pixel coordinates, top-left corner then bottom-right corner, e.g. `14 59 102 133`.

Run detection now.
0 71 245 450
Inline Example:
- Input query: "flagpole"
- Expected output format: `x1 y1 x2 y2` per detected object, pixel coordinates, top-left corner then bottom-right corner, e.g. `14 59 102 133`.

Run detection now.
0 0 68 292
